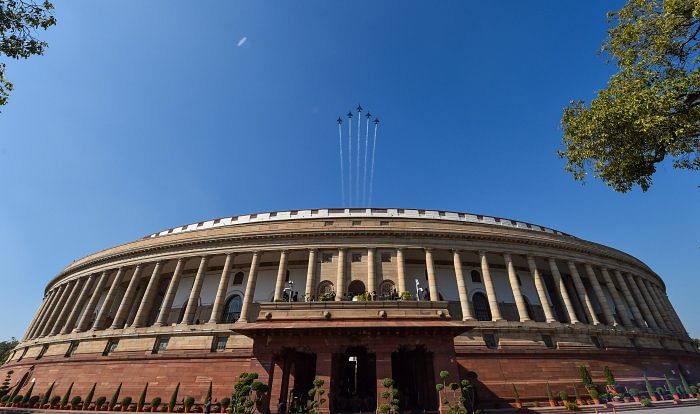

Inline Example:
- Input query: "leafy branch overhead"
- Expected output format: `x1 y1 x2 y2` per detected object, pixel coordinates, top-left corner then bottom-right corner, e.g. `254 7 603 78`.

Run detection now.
560 0 700 192
0 0 56 107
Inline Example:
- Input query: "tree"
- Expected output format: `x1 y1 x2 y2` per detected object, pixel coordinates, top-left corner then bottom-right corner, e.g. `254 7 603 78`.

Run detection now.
0 338 18 364
560 0 700 192
0 1 56 108
230 373 268 414
378 378 399 414
307 379 326 414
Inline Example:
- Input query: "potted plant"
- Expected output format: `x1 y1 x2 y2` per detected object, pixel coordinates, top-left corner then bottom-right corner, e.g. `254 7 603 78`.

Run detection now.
110 383 123 411
168 383 180 413
579 366 593 389
72 396 83 410
644 374 657 401
564 401 578 411
400 291 412 301
84 383 97 410
689 386 698 398
603 366 617 393
96 396 107 411
629 388 640 403
589 388 600 405
12 395 23 407
219 398 229 414
29 395 40 408
573 384 583 406
511 384 521 409
151 398 161 413
558 390 569 406
183 396 194 413
665 375 680 401
546 382 556 407
61 382 74 409
50 395 61 409
640 398 652 407
679 368 693 397
121 397 133 412
138 383 149 412
41 381 56 408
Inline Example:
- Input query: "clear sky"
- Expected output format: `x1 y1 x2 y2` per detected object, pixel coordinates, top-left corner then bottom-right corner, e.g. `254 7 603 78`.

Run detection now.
0 1 697 339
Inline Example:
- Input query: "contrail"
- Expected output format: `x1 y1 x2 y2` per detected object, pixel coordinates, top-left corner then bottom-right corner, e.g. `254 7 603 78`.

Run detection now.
337 119 346 206
369 119 379 205
347 111 353 206
356 105 362 205
362 112 370 205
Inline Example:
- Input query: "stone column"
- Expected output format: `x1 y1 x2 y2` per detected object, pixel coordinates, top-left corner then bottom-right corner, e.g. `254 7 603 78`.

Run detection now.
567 262 599 325
637 277 667 330
425 249 439 302
61 274 98 334
651 285 682 333
600 267 632 327
154 258 186 327
24 292 53 340
93 267 125 330
335 248 346 301
584 264 616 326
209 253 234 324
239 252 260 323
35 286 66 337
503 253 530 322
111 265 144 329
644 282 675 332
614 270 645 328
527 256 556 323
626 273 658 329
273 251 289 301
367 248 376 296
50 279 83 335
548 258 579 324
74 270 109 333
182 256 210 324
131 261 164 328
396 248 407 295
453 250 474 321
479 251 503 321
657 290 688 335
304 249 317 301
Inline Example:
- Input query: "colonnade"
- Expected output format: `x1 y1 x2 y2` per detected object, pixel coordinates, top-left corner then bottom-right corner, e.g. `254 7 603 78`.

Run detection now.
21 247 687 341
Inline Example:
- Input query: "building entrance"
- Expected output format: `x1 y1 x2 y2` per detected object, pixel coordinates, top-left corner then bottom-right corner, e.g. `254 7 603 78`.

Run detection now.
277 349 317 414
391 345 438 412
331 346 376 413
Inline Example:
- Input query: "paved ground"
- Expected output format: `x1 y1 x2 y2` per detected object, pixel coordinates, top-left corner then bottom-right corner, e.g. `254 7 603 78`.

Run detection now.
632 408 700 413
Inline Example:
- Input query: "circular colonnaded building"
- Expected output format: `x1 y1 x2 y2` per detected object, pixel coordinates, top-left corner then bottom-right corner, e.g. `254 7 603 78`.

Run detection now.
3 208 699 412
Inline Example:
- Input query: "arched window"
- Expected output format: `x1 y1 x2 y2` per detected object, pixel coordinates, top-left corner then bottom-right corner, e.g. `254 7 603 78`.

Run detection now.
470 270 482 283
223 295 242 323
232 272 244 285
317 281 334 301
379 280 395 299
472 292 491 321
348 280 366 296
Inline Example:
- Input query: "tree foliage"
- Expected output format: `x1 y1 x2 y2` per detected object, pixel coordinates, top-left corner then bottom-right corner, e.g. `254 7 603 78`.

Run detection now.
230 372 268 414
0 338 18 364
560 0 700 192
0 0 56 108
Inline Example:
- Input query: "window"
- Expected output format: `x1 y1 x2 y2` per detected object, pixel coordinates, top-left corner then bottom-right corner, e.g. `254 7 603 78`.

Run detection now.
351 220 361 226
321 253 333 263
65 341 79 357
36 345 48 360
483 334 498 349
232 272 244 285
212 336 228 352
153 337 169 354
324 221 334 226
542 335 555 349
381 253 391 263
351 253 362 263
17 348 28 362
223 295 242 323
472 292 491 321
470 270 482 283
590 336 603 350
103 339 119 356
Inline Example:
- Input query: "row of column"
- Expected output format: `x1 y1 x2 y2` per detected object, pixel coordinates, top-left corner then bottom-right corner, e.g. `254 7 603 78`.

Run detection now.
22 247 686 341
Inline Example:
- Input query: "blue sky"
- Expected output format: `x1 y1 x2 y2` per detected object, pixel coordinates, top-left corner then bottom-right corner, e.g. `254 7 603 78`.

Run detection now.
0 1 697 339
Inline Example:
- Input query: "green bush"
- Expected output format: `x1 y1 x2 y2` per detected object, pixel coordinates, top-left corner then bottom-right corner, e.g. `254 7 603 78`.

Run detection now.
151 397 162 408
220 397 230 409
95 396 107 407
12 395 23 403
50 396 61 406
84 383 96 408
138 383 149 410
640 398 652 407
629 388 639 397
28 395 40 406
121 396 132 407
559 391 569 402
603 366 616 386
546 382 554 401
690 385 698 394
564 401 578 411
61 382 74 406
656 387 665 396
183 396 194 408
71 396 82 406
579 366 593 387
41 381 55 405
110 383 122 409
1 395 9 403
168 382 180 410
589 388 599 400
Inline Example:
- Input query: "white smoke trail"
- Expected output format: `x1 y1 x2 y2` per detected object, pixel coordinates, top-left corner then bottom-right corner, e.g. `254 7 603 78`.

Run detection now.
362 114 370 205
338 122 346 206
356 110 361 205
369 121 378 205
348 113 353 206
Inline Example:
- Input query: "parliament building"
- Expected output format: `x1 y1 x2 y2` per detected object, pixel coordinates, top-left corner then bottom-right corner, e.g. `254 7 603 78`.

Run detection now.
2 208 698 412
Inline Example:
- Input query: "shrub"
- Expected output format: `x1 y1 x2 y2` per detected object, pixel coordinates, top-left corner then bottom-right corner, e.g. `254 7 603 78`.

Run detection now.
603 366 616 386
572 384 581 401
169 383 180 411
121 396 132 407
138 383 149 410
50 396 61 406
559 391 569 402
110 383 123 409
84 383 96 409
41 381 55 405
151 397 162 408
28 395 40 406
219 398 230 409
512 384 520 402
644 374 655 398
61 382 74 406
0 395 9 403
183 396 194 408
589 388 599 400
12 395 23 404
640 398 652 407
664 375 676 395
690 385 698 394
564 401 578 411
96 396 107 408
629 388 639 397
656 387 665 396
579 366 593 388
307 380 325 414
21 382 35 404
205 381 212 405
679 368 692 395
71 396 82 406
546 382 554 401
